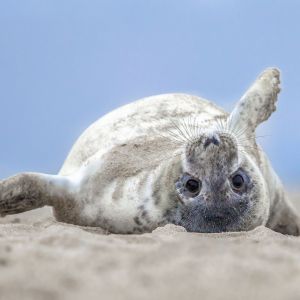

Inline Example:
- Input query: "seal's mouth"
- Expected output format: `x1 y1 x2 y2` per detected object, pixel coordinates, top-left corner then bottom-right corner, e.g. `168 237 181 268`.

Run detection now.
175 200 249 233
202 207 239 228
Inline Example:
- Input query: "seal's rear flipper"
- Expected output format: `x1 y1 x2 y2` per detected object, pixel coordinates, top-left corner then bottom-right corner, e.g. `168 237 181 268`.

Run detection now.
0 173 72 216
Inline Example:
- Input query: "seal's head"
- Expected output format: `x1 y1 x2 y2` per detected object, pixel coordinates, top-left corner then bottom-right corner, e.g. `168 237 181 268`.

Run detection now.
172 68 280 233
175 130 268 233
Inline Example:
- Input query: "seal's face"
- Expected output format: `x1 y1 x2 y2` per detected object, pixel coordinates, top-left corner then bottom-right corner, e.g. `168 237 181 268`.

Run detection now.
173 131 269 233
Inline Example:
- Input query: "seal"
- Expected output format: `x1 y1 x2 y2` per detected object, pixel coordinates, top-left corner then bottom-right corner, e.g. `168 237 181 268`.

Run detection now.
1 68 299 235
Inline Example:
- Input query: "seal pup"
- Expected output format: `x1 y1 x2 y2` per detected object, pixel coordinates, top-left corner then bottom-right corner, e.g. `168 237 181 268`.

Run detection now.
1 68 299 235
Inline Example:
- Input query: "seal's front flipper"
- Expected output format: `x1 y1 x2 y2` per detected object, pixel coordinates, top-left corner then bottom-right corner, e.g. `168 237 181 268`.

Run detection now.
228 68 281 142
266 192 300 236
0 173 72 216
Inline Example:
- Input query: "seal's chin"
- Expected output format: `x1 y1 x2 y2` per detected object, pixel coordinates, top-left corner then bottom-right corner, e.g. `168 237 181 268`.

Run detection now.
175 200 249 233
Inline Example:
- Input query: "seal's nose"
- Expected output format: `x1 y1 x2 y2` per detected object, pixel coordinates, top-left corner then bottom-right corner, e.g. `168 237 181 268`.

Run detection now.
204 136 220 149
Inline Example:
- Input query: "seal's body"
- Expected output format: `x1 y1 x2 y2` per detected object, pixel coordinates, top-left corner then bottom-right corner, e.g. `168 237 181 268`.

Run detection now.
1 68 300 235
58 94 226 233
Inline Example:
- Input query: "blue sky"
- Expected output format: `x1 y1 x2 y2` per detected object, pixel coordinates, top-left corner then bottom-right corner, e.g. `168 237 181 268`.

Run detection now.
0 0 299 186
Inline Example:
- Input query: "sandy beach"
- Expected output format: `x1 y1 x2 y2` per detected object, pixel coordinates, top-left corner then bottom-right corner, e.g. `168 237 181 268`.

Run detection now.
0 193 299 300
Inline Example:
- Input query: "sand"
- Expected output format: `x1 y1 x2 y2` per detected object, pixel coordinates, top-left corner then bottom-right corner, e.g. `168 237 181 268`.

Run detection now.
0 193 300 300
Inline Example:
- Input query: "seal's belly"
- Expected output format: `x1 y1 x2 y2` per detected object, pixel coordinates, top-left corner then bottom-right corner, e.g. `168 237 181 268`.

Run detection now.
79 167 170 233
60 93 225 176
71 134 183 233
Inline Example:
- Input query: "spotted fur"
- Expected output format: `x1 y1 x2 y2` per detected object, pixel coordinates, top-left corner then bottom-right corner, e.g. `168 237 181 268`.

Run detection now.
1 68 299 235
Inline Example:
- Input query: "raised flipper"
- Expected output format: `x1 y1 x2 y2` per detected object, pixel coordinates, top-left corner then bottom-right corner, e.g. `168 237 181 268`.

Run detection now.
0 173 72 217
228 68 300 236
228 68 280 144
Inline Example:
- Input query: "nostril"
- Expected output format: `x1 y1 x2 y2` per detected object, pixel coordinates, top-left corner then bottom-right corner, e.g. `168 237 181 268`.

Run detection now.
212 136 220 146
204 136 220 149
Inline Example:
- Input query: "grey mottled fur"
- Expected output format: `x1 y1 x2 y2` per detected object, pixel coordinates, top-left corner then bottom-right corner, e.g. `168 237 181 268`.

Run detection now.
1 68 299 235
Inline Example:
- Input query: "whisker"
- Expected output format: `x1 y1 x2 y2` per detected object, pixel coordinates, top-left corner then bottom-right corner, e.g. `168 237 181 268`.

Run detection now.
188 116 195 141
255 135 271 139
181 118 194 142
170 119 192 144
193 116 200 140
154 126 189 147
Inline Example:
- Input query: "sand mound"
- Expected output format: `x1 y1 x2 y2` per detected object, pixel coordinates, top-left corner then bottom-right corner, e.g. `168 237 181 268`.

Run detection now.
1 206 300 300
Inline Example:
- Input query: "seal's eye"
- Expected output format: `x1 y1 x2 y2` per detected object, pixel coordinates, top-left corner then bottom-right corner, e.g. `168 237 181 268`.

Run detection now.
185 178 201 195
231 174 245 191
176 173 202 198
